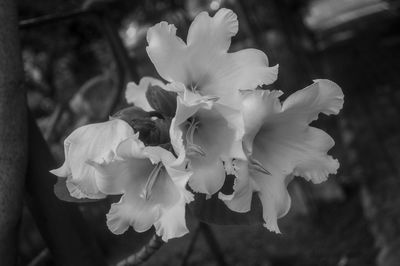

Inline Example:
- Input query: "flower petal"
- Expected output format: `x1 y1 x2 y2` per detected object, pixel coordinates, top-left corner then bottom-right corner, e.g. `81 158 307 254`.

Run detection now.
88 155 151 195
281 79 344 124
219 159 253 213
146 22 188 83
154 190 194 242
244 80 343 183
199 50 278 107
171 97 243 195
254 111 340 185
146 9 278 108
230 80 343 231
126 77 164 111
50 119 134 199
220 159 292 233
107 193 160 234
241 90 283 153
187 8 238 53
105 162 181 234
252 171 292 233
188 154 226 195
92 137 189 240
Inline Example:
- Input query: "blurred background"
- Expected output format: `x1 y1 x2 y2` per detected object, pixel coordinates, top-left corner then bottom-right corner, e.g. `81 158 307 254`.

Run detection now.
17 0 400 265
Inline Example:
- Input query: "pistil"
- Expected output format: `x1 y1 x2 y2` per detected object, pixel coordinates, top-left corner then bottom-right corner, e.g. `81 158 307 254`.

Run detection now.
185 118 206 157
141 162 163 200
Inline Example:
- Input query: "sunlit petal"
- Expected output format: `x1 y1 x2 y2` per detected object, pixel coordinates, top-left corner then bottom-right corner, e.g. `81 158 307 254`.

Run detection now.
252 171 292 233
103 156 181 236
199 50 278 107
245 80 344 183
146 9 277 109
187 8 238 52
226 80 343 231
154 195 189 242
146 22 187 83
50 119 134 199
241 89 283 153
107 193 160 234
86 134 192 241
171 96 244 195
219 159 253 213
281 79 344 124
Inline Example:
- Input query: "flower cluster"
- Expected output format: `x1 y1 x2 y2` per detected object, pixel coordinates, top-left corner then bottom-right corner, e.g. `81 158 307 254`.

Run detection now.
51 8 344 241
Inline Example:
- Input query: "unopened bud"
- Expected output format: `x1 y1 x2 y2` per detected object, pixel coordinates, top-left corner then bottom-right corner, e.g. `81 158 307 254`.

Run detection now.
146 85 177 117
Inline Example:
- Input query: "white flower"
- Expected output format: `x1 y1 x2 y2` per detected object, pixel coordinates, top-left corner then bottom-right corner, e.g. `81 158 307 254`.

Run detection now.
146 8 278 109
220 80 344 233
50 119 134 199
125 77 246 196
51 119 193 241
170 93 245 196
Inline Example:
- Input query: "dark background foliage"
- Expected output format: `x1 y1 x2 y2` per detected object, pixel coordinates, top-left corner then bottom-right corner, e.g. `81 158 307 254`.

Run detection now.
14 0 400 265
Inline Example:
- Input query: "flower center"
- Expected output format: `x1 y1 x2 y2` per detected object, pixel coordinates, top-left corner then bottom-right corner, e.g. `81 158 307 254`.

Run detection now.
141 162 163 200
190 82 199 93
185 117 206 157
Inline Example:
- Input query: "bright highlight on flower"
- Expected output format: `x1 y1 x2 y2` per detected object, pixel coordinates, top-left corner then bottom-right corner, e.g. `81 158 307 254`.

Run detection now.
52 119 193 241
221 80 344 232
51 8 344 241
146 8 278 109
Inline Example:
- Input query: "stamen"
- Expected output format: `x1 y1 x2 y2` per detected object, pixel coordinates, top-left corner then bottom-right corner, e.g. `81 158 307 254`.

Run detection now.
202 95 219 103
250 157 271 175
190 80 200 92
185 118 206 157
187 143 206 156
141 162 163 200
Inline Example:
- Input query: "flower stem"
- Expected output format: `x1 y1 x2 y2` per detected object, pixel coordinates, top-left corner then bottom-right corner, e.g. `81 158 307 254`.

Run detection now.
115 234 164 266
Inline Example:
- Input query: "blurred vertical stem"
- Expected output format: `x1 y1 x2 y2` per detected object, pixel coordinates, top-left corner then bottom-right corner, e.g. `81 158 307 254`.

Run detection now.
0 0 27 265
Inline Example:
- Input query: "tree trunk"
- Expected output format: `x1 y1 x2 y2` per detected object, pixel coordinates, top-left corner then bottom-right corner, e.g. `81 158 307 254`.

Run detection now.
0 0 27 265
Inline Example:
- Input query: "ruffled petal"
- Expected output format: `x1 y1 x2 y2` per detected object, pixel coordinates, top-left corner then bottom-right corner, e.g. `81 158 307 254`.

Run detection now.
252 171 292 233
199 50 278 107
187 8 238 53
154 190 194 242
231 80 343 231
219 159 253 213
91 137 190 240
188 154 226 195
146 9 278 109
253 112 340 185
243 80 343 184
146 22 188 83
50 119 134 199
105 161 181 234
144 146 193 241
107 193 160 234
241 90 283 153
281 79 344 124
171 96 243 195
125 77 167 111
88 154 151 195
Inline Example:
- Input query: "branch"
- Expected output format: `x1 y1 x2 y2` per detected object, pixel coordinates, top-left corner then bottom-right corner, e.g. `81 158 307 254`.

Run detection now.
0 0 27 265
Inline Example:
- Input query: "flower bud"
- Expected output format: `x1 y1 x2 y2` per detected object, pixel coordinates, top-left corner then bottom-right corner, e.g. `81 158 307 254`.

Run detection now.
146 84 177 117
111 106 170 146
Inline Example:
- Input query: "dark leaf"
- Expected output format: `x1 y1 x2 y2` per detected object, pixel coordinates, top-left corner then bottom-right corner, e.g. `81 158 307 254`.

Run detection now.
111 106 154 122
